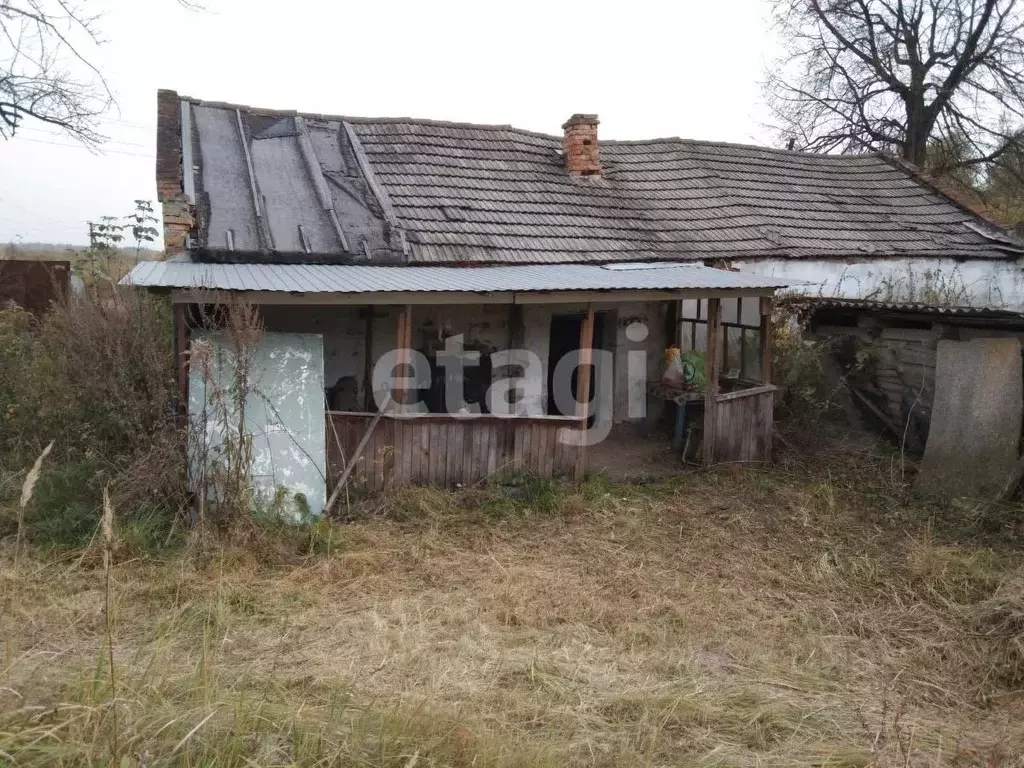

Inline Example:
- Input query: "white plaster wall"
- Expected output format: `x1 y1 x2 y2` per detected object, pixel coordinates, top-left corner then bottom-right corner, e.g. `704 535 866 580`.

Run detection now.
261 300 669 424
412 303 514 350
610 301 667 423
732 257 1024 309
521 304 554 415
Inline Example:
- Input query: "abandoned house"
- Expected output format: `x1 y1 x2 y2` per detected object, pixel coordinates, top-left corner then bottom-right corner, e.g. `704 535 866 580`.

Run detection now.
124 90 1024 513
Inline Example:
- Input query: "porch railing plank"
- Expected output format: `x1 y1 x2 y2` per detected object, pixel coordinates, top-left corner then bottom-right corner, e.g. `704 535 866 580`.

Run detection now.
709 386 775 464
326 411 586 494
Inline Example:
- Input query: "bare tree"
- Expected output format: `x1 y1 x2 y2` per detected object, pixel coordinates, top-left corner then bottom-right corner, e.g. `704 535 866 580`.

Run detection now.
0 1 111 145
766 0 1024 170
1 0 202 146
986 133 1024 217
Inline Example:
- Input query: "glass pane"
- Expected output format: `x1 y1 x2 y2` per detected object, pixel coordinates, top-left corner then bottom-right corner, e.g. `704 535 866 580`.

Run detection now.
722 298 739 324
679 320 695 352
743 329 761 380
740 297 761 328
681 299 699 319
725 327 742 377
698 299 708 320
693 321 708 352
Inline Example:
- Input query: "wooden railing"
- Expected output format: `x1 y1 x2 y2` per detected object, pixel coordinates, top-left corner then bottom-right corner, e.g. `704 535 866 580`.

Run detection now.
708 384 776 464
326 411 586 493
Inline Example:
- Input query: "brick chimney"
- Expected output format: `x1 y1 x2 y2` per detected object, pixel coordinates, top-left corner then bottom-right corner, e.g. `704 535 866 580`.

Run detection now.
155 89 194 254
562 114 600 176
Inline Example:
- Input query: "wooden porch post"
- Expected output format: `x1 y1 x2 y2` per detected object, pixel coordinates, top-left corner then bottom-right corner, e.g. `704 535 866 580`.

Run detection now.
363 305 374 411
173 303 189 423
394 304 412 407
703 298 722 465
759 296 773 385
574 305 595 484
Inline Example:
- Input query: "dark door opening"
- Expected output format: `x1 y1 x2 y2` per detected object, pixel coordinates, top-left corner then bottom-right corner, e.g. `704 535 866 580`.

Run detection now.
547 312 606 419
423 347 493 414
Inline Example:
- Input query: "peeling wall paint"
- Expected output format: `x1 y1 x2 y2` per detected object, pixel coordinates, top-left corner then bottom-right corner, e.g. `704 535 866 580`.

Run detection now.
259 306 366 406
189 331 327 520
733 257 1024 309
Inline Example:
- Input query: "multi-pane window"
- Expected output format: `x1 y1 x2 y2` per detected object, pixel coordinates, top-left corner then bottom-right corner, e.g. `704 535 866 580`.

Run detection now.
678 298 764 382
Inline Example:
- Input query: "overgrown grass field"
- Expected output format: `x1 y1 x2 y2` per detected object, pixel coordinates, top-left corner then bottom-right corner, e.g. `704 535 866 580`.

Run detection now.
1 438 1022 767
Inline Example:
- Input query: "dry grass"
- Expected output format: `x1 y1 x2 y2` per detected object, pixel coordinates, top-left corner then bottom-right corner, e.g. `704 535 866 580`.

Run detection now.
1 438 1023 766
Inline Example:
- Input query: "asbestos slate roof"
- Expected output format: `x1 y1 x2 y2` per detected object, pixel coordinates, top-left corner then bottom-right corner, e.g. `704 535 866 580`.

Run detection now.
349 120 1022 263
177 96 1024 266
124 261 793 295
799 296 1024 319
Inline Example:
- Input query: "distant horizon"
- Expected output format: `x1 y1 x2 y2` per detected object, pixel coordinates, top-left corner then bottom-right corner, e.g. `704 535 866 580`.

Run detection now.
2 242 162 254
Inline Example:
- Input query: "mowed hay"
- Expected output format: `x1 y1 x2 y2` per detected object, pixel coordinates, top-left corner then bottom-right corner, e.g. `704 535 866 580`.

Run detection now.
1 444 1023 766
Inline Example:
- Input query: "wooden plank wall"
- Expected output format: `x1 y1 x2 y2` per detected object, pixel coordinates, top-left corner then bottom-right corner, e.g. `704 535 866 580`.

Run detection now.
326 413 585 493
711 386 775 464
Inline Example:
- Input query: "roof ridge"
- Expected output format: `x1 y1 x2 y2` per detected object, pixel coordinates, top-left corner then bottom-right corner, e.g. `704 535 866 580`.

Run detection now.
602 135 883 160
179 92 893 159
180 94 561 141
344 116 561 141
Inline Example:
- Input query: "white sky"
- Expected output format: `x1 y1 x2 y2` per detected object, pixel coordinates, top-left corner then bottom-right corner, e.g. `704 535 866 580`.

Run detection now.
0 0 780 245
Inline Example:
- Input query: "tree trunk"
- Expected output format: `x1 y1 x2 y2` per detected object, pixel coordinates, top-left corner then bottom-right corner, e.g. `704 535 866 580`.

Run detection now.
904 94 932 168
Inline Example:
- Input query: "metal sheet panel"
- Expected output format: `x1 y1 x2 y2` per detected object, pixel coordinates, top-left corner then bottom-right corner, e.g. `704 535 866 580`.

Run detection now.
125 260 795 294
192 106 262 251
251 134 338 253
188 331 326 519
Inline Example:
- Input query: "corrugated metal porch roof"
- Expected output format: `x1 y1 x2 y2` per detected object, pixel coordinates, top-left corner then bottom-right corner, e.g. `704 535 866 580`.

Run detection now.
123 261 794 295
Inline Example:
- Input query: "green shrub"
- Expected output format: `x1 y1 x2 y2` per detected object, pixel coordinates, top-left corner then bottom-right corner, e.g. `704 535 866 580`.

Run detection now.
0 287 186 549
22 459 105 548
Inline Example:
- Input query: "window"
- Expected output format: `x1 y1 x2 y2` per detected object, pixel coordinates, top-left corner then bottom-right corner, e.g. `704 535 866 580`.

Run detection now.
678 298 764 381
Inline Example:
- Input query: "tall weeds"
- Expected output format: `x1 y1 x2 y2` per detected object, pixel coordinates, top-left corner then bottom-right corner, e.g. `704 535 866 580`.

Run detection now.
189 300 265 531
0 285 185 547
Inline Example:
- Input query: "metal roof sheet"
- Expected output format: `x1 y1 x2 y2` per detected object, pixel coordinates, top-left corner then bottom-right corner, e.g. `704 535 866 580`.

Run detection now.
123 261 793 295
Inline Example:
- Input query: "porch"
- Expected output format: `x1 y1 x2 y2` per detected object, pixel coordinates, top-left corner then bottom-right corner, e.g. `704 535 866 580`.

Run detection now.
132 261 791 510
319 294 778 495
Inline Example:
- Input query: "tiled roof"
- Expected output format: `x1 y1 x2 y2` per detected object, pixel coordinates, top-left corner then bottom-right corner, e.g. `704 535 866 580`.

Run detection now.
124 260 795 295
350 120 1022 263
175 96 1024 266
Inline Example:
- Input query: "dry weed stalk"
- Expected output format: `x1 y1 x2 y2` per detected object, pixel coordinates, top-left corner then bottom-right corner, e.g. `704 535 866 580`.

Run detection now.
190 297 264 528
15 440 53 562
101 486 119 761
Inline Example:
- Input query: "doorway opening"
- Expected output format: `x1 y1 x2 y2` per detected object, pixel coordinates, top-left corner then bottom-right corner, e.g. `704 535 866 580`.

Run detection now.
547 312 606 420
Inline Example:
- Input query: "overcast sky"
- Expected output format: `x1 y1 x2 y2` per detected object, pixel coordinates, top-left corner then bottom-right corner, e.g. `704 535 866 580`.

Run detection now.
0 0 781 245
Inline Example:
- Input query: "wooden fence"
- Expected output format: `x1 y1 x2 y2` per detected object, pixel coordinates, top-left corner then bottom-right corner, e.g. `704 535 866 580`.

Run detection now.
709 385 776 464
326 411 585 493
